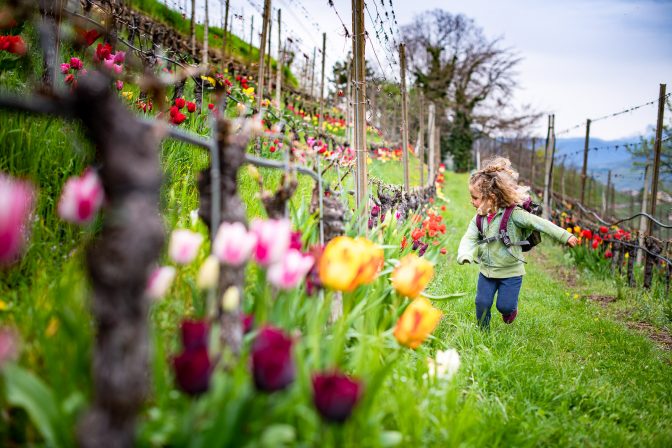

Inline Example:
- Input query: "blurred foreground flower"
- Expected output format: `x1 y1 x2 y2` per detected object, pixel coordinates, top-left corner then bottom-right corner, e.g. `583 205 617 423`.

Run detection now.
0 35 26 55
312 371 362 423
168 229 203 265
251 326 294 392
197 255 220 289
213 222 256 266
250 218 291 266
57 168 104 225
172 320 212 395
0 328 19 367
392 254 434 299
267 249 314 290
0 173 34 264
145 266 176 300
394 297 442 349
427 348 460 380
319 236 384 292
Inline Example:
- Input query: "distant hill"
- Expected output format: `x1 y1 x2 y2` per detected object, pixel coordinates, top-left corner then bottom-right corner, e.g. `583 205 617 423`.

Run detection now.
554 136 649 191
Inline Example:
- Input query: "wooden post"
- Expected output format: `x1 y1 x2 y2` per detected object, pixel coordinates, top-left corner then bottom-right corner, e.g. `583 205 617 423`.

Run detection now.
416 92 425 186
249 15 254 51
649 84 667 219
222 0 230 65
275 9 282 108
560 156 566 203
256 0 271 110
310 47 317 98
580 118 591 204
434 125 441 179
346 55 353 144
530 137 537 188
638 164 651 264
427 102 435 185
605 170 612 217
542 115 555 219
190 0 196 57
400 43 410 192
352 0 367 214
266 13 272 95
203 0 209 65
319 32 326 128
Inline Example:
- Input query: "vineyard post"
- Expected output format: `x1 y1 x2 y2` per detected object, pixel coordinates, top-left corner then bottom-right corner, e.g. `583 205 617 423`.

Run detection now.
580 118 591 204
542 114 555 220
228 9 234 57
249 14 254 51
346 54 353 145
434 124 441 179
516 140 523 173
530 137 536 188
275 9 282 108
560 155 566 203
609 183 616 219
203 0 209 66
256 0 271 110
266 13 272 95
427 102 435 185
417 91 425 187
352 0 368 215
222 0 230 65
637 164 652 263
649 83 667 220
190 0 196 57
400 43 410 192
475 141 481 171
319 32 326 128
605 170 612 217
311 47 317 98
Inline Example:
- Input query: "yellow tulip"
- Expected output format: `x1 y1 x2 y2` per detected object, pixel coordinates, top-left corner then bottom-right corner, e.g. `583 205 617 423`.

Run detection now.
392 254 434 299
394 297 442 349
566 227 572 233
573 225 581 234
319 236 383 292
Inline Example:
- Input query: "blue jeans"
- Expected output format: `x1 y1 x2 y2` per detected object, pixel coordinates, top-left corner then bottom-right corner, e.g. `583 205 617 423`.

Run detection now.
475 273 523 329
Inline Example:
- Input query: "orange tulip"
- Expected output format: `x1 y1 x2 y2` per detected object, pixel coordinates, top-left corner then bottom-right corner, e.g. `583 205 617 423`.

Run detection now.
393 297 442 349
392 254 434 299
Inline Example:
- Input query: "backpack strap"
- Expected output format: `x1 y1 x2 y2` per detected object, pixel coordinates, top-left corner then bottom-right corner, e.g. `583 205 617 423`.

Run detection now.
498 205 517 247
475 214 484 237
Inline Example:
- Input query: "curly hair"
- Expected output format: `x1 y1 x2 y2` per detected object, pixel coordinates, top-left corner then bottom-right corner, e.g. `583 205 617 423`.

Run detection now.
469 157 530 215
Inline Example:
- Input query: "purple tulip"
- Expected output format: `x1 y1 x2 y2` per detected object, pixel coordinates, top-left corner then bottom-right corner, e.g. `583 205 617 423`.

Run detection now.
312 372 362 423
172 346 212 396
172 320 212 396
418 243 429 257
251 326 294 392
180 320 209 351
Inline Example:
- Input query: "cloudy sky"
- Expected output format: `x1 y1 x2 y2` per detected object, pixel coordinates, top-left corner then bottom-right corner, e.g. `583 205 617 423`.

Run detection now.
189 0 672 140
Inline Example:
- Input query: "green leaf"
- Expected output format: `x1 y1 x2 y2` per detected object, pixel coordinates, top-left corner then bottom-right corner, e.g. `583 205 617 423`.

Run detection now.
380 430 404 447
2 363 72 448
261 424 296 447
421 292 467 301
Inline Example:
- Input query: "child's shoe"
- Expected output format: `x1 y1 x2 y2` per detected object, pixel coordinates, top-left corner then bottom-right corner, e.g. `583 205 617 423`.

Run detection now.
502 309 518 324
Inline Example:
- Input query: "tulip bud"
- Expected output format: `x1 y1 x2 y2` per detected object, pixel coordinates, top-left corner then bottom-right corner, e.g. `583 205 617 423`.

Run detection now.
145 266 176 300
168 229 203 265
221 286 240 312
0 173 35 264
312 372 362 423
57 168 104 225
197 255 219 289
251 326 295 392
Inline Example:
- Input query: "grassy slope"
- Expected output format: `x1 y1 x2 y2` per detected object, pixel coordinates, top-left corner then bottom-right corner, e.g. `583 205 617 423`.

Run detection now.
422 171 672 446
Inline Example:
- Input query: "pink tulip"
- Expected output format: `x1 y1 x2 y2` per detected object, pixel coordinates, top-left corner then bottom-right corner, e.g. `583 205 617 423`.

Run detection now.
0 174 34 264
103 58 115 71
113 63 123 74
168 229 203 265
267 249 314 290
69 57 83 70
213 222 256 266
145 266 176 300
57 168 104 225
113 51 125 64
60 63 70 74
115 80 123 90
250 218 291 266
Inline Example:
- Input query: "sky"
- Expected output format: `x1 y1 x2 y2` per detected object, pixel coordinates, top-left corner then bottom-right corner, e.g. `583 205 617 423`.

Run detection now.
184 0 672 141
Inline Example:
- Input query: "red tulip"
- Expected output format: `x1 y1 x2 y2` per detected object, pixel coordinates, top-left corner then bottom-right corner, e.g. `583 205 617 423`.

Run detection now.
599 226 608 234
208 103 214 110
174 98 186 109
312 371 362 423
604 250 613 258
591 240 599 249
187 101 196 113
251 326 295 392
0 35 26 55
171 112 187 125
94 43 112 62
581 229 592 240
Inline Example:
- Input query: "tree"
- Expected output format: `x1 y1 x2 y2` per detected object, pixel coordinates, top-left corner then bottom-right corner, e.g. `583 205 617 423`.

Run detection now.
402 10 537 171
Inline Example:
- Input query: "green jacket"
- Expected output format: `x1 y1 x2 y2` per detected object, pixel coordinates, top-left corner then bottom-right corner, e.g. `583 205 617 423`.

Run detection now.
457 207 573 278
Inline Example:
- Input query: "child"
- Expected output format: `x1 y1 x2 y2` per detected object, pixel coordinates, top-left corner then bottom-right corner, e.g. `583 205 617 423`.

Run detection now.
457 157 578 329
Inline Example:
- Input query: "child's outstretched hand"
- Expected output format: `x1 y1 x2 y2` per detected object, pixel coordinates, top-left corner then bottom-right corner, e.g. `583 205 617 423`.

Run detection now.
567 236 579 247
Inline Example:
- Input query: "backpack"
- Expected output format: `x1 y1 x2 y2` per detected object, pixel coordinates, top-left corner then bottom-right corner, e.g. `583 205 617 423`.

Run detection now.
475 198 543 254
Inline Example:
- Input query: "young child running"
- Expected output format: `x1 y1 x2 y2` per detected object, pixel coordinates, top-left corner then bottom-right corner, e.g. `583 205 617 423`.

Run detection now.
457 157 578 329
